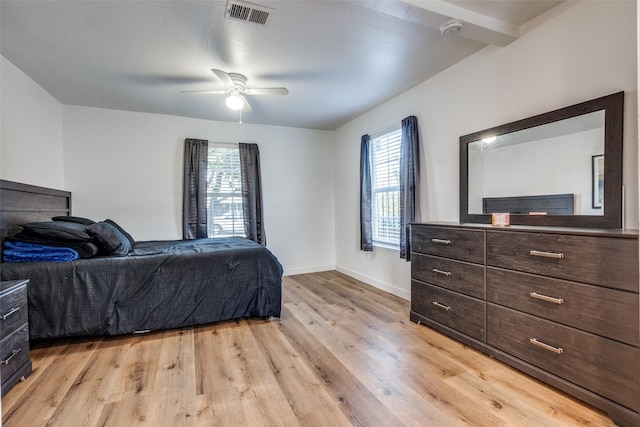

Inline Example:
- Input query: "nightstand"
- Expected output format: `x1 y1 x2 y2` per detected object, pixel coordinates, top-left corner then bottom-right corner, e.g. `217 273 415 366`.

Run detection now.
1 279 32 397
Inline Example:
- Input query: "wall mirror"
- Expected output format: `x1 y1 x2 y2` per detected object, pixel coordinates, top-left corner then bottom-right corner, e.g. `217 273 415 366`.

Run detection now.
460 91 623 228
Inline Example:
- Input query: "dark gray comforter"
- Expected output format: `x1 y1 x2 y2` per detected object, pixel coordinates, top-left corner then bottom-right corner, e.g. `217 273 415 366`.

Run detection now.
0 237 283 340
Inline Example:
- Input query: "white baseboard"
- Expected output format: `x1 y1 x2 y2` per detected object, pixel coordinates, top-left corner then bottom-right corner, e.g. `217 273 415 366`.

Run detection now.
335 265 410 301
283 265 335 276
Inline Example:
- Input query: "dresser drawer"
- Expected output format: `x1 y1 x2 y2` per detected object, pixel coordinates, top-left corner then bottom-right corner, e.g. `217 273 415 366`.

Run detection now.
411 225 485 264
412 253 485 299
487 304 639 411
411 280 485 341
486 231 638 292
487 268 639 346
0 284 28 340
0 324 30 383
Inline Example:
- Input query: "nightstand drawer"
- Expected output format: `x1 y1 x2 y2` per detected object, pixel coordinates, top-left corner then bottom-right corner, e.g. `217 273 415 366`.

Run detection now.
487 304 639 411
411 225 485 264
412 253 484 299
487 267 639 346
0 284 28 340
1 279 32 397
411 280 485 341
0 324 30 383
487 231 638 292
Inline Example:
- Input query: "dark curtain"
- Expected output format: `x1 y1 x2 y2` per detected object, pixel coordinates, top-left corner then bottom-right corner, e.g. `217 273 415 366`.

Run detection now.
400 116 420 260
182 138 209 239
239 143 266 245
360 134 373 251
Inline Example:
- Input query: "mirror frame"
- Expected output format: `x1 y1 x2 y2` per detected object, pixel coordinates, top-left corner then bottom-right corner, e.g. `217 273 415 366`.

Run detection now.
460 91 624 228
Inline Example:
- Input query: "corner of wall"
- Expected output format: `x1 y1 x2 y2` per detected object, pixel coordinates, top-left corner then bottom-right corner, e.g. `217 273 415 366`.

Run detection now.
1 55 64 189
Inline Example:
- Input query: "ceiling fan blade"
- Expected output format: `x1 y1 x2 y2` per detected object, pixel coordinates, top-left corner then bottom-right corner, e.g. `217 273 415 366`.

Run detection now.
211 68 233 86
181 89 228 94
240 95 252 112
245 87 289 96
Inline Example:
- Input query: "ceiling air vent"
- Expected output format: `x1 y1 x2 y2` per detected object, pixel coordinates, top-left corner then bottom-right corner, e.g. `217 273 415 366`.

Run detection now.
226 1 272 26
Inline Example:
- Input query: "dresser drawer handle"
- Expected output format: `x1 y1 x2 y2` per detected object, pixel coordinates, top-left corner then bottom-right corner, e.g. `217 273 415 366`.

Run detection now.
529 250 564 259
1 348 22 365
529 338 563 354
432 268 451 277
1 307 21 321
529 292 564 305
432 301 451 311
431 238 451 245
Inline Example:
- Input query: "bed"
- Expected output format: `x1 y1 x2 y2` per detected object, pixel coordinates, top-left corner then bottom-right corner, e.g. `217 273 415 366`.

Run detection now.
0 180 283 341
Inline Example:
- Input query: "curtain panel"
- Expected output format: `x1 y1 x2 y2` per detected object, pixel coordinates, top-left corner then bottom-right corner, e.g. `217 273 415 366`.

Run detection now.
182 138 209 239
400 116 420 260
360 134 373 251
239 143 266 245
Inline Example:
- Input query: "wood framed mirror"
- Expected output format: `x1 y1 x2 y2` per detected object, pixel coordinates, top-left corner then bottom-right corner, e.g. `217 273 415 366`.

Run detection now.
460 91 624 228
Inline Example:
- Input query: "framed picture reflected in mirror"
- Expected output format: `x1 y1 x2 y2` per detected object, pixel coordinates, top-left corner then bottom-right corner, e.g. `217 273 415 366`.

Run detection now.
592 154 604 209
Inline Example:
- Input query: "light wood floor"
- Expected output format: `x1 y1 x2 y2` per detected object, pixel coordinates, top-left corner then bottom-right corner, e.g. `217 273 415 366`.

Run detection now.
2 271 616 426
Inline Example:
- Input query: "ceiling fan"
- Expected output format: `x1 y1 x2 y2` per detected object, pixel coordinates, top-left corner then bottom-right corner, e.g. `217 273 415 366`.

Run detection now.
182 69 289 112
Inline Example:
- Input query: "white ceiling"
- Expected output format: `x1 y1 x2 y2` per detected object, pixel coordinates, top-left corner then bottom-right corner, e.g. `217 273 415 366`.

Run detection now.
0 0 562 130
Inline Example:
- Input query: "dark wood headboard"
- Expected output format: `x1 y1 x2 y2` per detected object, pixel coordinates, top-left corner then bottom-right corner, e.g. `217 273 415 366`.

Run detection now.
0 180 71 245
482 193 575 215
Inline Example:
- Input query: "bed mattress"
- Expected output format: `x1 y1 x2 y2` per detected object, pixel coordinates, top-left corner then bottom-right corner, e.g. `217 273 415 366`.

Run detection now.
0 237 283 340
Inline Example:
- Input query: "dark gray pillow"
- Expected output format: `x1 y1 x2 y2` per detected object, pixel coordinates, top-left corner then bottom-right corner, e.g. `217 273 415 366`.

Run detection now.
21 221 91 241
87 221 133 256
105 219 135 247
52 215 96 225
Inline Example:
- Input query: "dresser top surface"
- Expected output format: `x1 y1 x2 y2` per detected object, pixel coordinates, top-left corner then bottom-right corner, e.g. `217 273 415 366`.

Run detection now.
412 222 639 239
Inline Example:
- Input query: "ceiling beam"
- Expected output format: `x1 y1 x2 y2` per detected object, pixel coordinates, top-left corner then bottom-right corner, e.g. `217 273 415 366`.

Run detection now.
400 0 520 46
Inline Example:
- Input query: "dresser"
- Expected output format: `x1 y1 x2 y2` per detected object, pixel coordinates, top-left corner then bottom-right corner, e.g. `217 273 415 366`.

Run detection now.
1 279 32 397
410 223 639 427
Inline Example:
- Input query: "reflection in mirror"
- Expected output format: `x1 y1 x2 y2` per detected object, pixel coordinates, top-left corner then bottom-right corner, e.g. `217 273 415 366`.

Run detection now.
467 110 605 216
460 91 623 229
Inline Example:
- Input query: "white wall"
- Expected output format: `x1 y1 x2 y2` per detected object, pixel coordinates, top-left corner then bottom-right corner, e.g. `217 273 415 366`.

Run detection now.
62 105 336 275
0 56 64 188
333 1 638 300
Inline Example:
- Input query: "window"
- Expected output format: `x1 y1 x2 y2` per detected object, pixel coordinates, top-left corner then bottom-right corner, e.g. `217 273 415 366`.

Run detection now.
206 144 245 238
370 127 401 246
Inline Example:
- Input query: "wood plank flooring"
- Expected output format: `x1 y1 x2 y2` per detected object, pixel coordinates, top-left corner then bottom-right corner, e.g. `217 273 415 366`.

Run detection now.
2 271 616 426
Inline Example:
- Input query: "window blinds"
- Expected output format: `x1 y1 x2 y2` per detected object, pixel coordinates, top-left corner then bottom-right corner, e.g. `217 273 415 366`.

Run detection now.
371 128 401 245
206 145 245 238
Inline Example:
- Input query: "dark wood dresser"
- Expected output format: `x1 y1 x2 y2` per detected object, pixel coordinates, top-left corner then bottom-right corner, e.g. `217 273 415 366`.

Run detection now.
1 279 32 397
410 223 639 426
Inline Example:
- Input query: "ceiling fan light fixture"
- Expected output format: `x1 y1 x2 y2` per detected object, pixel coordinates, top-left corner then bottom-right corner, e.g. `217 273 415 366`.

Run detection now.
225 94 245 110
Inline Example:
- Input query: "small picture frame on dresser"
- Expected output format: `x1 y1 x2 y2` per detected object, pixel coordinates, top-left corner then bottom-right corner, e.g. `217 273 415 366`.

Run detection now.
491 212 510 227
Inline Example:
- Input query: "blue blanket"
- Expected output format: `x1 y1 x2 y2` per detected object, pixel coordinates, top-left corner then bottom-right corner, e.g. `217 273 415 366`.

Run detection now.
3 240 79 262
